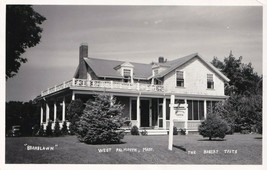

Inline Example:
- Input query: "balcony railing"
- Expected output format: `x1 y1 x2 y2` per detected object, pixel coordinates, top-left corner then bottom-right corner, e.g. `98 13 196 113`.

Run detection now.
41 78 164 97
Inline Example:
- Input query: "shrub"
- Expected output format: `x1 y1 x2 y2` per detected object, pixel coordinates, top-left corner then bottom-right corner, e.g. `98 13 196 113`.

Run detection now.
46 121 53 136
54 120 61 137
61 121 68 135
131 125 139 135
173 126 178 135
180 128 186 135
38 124 44 136
32 124 39 136
141 129 148 136
76 94 125 144
67 99 84 134
198 113 228 140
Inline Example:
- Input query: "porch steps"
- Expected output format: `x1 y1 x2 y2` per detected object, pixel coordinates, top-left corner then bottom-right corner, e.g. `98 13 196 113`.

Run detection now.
145 130 168 135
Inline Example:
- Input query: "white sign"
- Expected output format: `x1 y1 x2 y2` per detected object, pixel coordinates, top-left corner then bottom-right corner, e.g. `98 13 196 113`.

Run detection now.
173 104 188 121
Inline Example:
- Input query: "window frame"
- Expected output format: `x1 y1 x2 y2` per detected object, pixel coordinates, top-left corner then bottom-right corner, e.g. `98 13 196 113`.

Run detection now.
176 70 185 87
207 74 214 89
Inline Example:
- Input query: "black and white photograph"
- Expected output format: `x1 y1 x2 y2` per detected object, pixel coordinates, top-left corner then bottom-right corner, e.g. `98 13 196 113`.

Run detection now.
2 0 265 169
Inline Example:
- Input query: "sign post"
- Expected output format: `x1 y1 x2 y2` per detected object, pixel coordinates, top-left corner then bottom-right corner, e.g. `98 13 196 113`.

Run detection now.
168 95 188 150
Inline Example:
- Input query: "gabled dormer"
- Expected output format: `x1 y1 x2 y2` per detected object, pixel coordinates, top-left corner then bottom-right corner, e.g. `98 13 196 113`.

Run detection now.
114 62 134 83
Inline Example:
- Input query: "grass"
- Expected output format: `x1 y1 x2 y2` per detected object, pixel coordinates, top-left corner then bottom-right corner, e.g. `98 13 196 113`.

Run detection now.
6 133 262 164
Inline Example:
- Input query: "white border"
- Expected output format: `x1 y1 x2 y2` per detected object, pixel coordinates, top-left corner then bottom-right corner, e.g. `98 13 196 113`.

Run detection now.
1 1 266 170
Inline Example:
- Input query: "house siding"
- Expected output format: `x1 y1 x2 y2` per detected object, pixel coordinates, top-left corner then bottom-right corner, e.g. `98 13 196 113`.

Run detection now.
163 58 225 96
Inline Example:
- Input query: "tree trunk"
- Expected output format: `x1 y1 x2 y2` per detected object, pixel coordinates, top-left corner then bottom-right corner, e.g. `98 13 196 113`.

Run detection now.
209 137 212 140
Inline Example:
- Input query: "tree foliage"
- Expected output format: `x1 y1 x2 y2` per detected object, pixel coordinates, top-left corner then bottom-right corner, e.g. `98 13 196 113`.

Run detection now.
76 94 125 144
211 52 262 95
6 5 46 79
67 99 84 134
211 52 262 133
199 112 229 140
6 100 39 136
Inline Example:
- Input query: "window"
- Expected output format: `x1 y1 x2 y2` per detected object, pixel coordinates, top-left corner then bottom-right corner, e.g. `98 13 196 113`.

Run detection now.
207 74 214 89
176 71 184 87
123 69 131 82
123 69 131 78
187 100 205 120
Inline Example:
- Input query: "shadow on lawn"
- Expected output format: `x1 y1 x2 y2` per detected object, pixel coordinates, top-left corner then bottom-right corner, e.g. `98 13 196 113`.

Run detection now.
254 137 262 140
173 145 186 152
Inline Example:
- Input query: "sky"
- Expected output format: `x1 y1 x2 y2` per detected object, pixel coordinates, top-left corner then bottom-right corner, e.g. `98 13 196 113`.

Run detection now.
5 5 263 102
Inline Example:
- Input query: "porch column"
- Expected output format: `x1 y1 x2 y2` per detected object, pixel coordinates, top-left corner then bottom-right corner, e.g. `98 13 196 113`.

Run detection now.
62 97 66 122
46 102 50 122
72 91 75 100
40 104 43 125
54 101 57 122
204 100 207 119
137 95 140 128
163 97 166 129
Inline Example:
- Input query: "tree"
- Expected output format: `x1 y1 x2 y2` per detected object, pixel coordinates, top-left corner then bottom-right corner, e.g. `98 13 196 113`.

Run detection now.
6 5 46 79
211 52 262 95
76 94 125 144
67 99 84 134
211 52 262 134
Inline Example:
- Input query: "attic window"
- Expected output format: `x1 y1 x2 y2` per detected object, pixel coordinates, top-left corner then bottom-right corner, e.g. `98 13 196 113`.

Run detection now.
176 71 184 87
207 74 214 89
123 69 131 78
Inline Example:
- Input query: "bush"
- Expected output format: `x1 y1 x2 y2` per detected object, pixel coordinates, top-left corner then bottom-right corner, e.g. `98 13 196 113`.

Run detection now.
61 121 68 135
67 99 84 134
54 120 61 137
141 129 148 136
76 94 125 144
173 126 178 135
32 124 39 136
38 124 44 136
198 113 228 140
131 125 139 135
46 121 53 136
180 128 186 135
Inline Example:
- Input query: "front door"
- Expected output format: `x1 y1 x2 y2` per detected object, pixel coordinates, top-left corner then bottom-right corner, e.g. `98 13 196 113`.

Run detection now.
141 100 150 127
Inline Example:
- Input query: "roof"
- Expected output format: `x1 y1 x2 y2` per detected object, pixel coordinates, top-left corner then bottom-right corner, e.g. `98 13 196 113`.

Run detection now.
82 53 230 82
84 58 152 79
154 53 230 82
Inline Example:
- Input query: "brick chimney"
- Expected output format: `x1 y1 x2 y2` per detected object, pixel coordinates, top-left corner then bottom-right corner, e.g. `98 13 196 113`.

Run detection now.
78 43 88 79
158 56 164 63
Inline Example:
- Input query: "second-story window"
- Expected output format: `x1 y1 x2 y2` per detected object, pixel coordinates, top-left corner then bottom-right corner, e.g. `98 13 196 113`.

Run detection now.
207 74 214 89
176 71 184 87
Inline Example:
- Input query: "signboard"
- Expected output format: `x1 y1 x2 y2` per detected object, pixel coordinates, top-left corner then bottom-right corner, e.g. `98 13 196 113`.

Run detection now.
173 104 187 121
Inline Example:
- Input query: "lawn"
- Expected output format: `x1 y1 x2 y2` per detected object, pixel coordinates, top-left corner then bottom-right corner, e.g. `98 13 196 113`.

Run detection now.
5 133 262 164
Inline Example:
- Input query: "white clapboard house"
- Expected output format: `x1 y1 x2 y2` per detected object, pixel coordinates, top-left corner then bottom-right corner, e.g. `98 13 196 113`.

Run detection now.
37 43 229 135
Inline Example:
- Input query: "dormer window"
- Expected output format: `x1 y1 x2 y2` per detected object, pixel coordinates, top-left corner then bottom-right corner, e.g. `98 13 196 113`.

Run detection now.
207 74 214 89
176 71 184 87
123 69 131 78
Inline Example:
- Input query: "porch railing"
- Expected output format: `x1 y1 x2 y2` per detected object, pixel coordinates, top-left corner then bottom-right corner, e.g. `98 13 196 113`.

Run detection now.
41 78 164 97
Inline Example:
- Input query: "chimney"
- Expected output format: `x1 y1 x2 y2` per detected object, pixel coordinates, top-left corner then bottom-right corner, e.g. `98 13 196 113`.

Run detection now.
77 43 88 79
158 56 164 63
79 43 88 62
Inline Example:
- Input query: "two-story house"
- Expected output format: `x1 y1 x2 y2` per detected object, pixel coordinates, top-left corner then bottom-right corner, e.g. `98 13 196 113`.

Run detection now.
37 43 229 134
